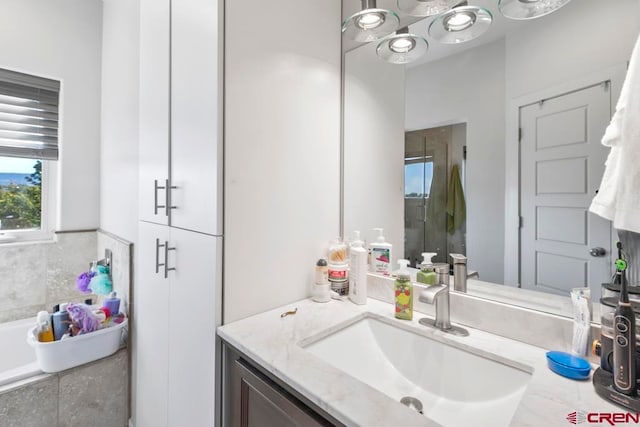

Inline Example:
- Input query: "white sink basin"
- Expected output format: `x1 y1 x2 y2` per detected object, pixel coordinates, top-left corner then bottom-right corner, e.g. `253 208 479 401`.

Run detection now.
301 314 532 427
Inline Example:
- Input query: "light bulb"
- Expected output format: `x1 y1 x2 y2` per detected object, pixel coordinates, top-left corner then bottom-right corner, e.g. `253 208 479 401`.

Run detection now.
356 12 385 30
443 11 476 32
389 36 416 53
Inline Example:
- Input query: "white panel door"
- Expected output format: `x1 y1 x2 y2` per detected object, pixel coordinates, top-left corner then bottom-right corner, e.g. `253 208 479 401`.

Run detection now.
520 83 612 295
167 228 220 426
170 0 222 235
135 221 170 427
139 0 170 225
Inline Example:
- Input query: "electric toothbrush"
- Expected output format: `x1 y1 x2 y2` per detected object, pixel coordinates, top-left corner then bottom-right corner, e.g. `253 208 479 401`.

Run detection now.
613 249 637 396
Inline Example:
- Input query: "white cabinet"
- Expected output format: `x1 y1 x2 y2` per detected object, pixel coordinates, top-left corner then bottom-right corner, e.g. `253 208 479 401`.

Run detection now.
171 0 222 235
139 0 222 235
139 0 170 226
136 221 221 427
137 0 222 425
135 222 170 427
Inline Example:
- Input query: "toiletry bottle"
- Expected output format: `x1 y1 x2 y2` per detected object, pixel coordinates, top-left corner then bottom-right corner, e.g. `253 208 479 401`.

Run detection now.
36 311 54 342
349 231 368 305
417 252 437 285
103 291 121 316
312 259 331 303
395 259 413 320
370 228 392 275
52 303 70 341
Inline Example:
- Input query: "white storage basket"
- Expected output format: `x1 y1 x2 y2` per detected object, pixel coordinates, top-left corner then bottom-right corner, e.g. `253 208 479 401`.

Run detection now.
27 318 128 373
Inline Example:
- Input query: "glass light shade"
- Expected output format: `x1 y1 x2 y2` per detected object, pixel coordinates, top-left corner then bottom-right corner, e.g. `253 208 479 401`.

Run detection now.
377 33 428 64
397 0 459 17
498 0 572 20
428 6 492 44
342 8 401 42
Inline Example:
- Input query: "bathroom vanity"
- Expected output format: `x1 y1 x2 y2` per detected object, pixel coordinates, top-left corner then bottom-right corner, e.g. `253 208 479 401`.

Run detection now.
218 295 618 426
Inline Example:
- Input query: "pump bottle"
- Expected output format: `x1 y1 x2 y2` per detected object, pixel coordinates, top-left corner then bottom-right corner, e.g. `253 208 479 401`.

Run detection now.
349 231 368 305
370 228 392 275
395 259 413 320
417 252 437 285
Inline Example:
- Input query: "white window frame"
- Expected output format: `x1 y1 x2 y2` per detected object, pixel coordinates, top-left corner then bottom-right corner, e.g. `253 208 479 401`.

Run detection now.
0 158 56 244
0 67 60 245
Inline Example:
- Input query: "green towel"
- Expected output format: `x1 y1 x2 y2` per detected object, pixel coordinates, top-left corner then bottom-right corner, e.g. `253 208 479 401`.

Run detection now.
446 164 466 234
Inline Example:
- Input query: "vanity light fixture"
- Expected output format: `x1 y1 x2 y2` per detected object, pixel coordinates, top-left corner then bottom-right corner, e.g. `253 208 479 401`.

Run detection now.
397 0 459 17
498 0 572 20
376 27 429 64
342 0 400 43
428 4 492 44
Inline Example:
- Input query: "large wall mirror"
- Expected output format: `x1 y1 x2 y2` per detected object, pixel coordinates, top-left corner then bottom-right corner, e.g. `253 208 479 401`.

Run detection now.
342 0 640 314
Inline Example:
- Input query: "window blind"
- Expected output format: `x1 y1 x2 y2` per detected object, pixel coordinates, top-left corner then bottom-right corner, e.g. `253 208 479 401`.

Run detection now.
0 68 60 160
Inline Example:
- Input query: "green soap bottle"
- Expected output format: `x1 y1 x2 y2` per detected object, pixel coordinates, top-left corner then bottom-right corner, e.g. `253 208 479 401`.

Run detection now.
395 259 413 320
417 252 437 285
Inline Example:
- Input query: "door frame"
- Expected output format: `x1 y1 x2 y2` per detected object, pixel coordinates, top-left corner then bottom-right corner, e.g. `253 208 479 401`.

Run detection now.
503 64 627 286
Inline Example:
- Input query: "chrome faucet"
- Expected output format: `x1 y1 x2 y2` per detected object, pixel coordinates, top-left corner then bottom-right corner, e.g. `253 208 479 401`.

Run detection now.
450 253 467 293
418 277 469 337
418 284 451 330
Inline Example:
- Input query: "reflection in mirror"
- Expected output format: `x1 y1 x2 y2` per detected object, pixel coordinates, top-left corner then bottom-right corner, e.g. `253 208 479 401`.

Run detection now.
343 0 640 314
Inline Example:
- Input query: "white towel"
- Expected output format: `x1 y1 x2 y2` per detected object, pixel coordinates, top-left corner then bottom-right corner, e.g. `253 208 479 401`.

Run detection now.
589 32 640 233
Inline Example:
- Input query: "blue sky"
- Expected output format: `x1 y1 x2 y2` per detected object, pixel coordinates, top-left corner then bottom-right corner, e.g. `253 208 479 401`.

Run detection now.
405 161 433 196
0 156 36 173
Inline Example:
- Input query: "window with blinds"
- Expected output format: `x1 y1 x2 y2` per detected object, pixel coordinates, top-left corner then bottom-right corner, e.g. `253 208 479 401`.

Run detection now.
0 68 60 160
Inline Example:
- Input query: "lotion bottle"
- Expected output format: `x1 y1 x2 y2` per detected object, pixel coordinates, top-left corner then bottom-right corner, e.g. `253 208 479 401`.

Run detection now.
370 228 392 275
349 231 368 305
417 252 437 285
395 259 413 320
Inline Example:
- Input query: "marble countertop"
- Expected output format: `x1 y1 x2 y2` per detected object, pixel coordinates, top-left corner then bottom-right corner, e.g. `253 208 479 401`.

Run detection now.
217 297 620 427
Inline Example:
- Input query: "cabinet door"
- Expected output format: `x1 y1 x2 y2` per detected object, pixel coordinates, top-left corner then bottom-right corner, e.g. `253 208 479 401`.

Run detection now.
139 0 170 225
135 221 171 427
170 0 222 235
231 359 330 427
167 228 221 426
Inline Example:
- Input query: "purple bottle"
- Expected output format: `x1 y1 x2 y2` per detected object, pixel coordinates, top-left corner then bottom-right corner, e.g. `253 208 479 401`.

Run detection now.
103 292 120 317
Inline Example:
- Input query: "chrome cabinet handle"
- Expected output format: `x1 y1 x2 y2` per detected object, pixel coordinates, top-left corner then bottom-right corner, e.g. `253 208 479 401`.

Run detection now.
154 180 166 215
590 247 607 257
155 238 165 274
165 179 178 216
164 241 176 278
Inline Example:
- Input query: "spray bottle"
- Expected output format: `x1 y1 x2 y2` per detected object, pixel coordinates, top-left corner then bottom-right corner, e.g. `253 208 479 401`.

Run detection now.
395 259 413 320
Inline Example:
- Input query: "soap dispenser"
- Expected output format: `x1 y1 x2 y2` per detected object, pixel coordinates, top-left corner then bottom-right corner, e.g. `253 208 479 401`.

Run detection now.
370 228 393 275
395 259 413 320
417 252 437 285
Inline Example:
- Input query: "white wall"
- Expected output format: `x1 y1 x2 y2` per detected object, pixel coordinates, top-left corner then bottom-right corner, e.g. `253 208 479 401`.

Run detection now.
506 0 640 99
405 40 506 283
343 44 405 266
224 0 342 323
100 0 140 243
0 0 103 231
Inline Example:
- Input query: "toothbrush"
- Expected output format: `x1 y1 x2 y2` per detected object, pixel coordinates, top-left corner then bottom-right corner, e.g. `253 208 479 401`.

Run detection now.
613 248 637 396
